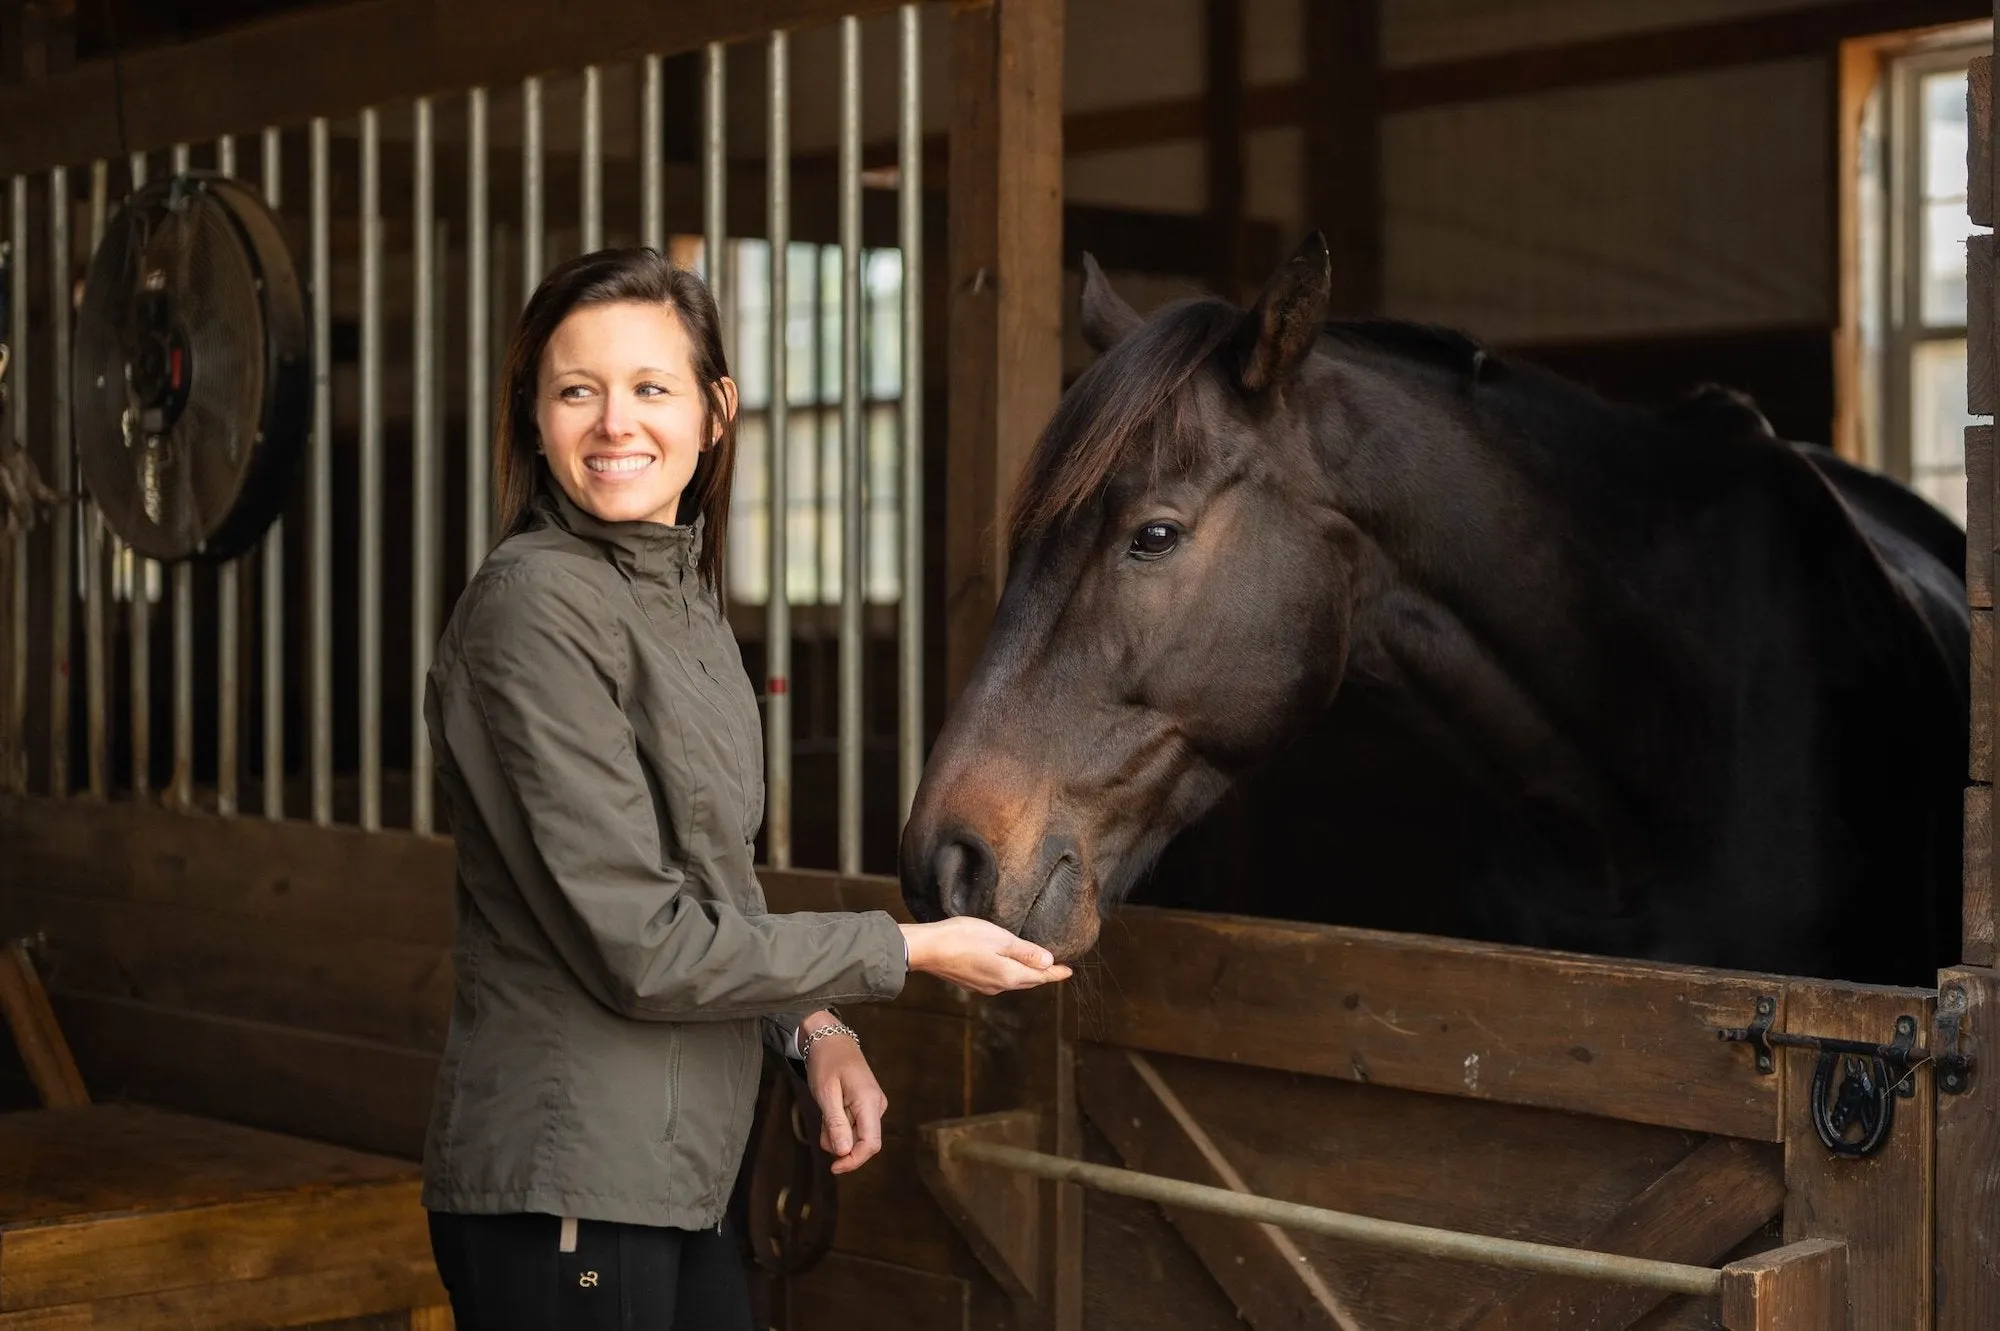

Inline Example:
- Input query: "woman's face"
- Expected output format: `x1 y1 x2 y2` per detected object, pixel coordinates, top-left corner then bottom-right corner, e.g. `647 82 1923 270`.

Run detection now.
534 301 736 527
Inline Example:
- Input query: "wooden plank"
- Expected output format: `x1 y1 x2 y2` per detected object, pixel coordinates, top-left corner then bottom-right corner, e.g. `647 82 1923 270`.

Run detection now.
0 1105 418 1227
0 795 456 947
1973 57 1992 230
0 887 451 1052
1301 0 1381 315
1078 1118 1246 1331
1972 234 1994 419
1781 984 1933 1331
1466 1138 1783 1331
788 1251 969 1331
0 0 913 179
1968 786 1996 967
1935 966 2000 1331
919 1112 1042 1301
831 1133 975 1276
1720 1239 1848 1331
1974 611 1993 786
1064 0 1988 157
1967 426 1992 610
0 939 88 1107
47 992 438 1159
1077 1048 1358 1331
1 1180 433 1310
1086 908 1786 1140
63 1260 443 1331
1203 0 1245 301
1076 1044 1717 1331
846 1005 971 1132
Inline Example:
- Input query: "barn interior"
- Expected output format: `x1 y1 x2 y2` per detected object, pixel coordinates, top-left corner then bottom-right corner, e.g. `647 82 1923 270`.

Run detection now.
0 1 1995 1328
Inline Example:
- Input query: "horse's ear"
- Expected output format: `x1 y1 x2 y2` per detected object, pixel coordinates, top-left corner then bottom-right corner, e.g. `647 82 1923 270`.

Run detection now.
1234 232 1332 395
1079 253 1143 352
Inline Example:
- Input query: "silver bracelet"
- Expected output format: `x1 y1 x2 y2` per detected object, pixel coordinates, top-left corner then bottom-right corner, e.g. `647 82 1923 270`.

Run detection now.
798 1021 861 1060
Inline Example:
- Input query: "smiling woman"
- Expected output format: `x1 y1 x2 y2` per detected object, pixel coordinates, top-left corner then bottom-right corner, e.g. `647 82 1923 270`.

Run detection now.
420 249 1070 1330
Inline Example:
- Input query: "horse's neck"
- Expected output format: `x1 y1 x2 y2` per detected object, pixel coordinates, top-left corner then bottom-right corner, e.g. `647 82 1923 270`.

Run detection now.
1324 393 1715 853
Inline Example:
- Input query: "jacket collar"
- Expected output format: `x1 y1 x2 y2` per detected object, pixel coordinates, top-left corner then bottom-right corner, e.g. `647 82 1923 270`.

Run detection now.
540 481 703 586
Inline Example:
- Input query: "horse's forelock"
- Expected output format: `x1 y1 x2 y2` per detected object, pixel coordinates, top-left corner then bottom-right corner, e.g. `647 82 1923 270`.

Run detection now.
1008 299 1241 542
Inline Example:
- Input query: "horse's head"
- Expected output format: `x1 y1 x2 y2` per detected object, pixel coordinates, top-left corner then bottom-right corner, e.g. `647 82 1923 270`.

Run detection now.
902 234 1366 957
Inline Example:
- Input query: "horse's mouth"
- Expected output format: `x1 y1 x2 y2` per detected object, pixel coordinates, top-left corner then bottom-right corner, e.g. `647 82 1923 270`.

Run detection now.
1020 852 1091 953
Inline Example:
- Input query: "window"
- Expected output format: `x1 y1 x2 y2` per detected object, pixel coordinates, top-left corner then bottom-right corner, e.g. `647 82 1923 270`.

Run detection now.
714 238 907 609
1854 31 1992 525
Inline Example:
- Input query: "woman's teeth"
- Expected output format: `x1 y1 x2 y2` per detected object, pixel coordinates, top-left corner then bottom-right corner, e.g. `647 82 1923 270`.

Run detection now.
587 455 652 473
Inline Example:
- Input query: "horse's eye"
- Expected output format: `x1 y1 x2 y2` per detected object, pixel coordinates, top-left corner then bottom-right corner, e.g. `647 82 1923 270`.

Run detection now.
1128 521 1181 559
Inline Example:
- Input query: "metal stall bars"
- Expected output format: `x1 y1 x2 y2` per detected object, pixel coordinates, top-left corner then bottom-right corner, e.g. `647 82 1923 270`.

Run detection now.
766 29 794 869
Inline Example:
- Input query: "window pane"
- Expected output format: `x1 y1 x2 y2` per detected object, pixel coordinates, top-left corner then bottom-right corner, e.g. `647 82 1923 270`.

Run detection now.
866 402 901 602
866 249 903 401
1910 337 1971 527
733 241 772 410
730 413 771 603
1922 71 1971 202
785 242 818 408
1922 199 1975 327
785 409 825 604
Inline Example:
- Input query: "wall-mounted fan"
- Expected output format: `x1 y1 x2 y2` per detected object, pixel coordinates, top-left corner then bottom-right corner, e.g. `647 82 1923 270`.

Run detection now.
72 172 309 563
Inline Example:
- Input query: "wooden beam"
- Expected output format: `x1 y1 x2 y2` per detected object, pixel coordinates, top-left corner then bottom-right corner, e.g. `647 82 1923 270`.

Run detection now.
1202 0 1244 301
1720 1239 1850 1331
0 937 89 1108
1935 967 2000 1330
1064 0 1988 159
1084 907 1798 1141
1301 0 1381 315
1464 1137 1784 1331
1780 986 1935 1331
917 1110 1043 1301
0 0 913 179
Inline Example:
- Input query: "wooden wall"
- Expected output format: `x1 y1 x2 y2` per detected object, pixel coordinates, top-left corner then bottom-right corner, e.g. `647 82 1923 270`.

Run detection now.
0 791 989 1323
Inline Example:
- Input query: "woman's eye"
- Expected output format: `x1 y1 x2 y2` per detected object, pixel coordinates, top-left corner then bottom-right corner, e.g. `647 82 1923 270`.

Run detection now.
1128 521 1182 559
558 384 592 401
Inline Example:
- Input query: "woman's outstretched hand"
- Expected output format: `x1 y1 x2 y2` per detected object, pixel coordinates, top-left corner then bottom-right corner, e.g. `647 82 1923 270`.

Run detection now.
898 918 1074 995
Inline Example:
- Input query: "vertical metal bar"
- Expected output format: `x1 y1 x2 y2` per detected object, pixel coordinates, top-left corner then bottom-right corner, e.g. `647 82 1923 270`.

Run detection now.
641 55 664 253
412 96 437 834
522 76 543 301
838 16 863 875
215 135 239 816
703 43 727 332
169 144 191 810
581 65 603 253
360 108 383 830
261 126 284 820
766 29 792 869
49 165 72 797
83 160 108 799
898 2 924 822
8 175 28 795
468 87 491 569
126 152 149 798
310 119 333 825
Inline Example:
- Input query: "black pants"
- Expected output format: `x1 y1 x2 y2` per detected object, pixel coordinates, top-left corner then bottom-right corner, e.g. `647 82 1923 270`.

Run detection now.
427 1211 753 1331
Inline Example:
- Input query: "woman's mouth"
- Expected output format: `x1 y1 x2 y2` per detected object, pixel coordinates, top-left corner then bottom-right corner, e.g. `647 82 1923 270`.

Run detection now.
586 454 654 476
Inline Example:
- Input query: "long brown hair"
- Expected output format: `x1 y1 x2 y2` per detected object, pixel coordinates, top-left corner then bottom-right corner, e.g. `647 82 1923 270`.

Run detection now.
494 247 738 593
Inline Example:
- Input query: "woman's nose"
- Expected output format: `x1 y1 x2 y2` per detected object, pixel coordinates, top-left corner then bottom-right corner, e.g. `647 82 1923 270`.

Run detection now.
597 397 633 440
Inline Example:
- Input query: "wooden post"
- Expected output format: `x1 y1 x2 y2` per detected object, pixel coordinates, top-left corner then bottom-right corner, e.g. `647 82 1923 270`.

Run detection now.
0 936 89 1107
1936 967 2000 1329
1203 0 1244 302
947 3 1072 1328
1301 0 1381 315
1720 1238 1849 1331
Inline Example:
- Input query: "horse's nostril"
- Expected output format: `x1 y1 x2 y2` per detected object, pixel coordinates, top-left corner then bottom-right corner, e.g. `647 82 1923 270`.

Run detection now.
933 831 998 919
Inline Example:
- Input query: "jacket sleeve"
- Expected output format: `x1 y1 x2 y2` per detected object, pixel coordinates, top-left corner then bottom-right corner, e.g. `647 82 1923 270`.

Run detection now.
442 565 908 1022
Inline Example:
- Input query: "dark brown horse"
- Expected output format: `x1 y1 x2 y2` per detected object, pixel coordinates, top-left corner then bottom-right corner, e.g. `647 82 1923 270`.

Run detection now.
900 234 1968 986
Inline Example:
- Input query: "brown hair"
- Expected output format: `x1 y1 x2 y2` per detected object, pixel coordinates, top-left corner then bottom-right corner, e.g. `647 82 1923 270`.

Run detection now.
494 247 738 594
